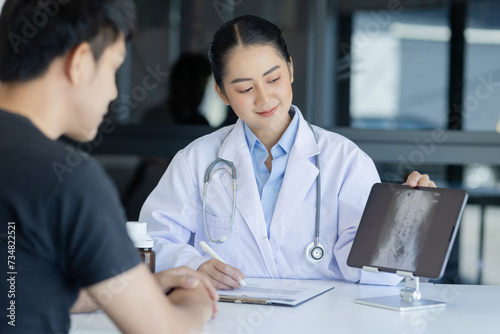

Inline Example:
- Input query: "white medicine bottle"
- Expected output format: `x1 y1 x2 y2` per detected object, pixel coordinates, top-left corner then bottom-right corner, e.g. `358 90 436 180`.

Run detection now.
126 221 156 273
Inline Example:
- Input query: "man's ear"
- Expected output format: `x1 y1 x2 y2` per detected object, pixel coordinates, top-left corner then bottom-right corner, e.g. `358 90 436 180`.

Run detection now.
214 81 230 105
288 56 294 84
65 42 94 86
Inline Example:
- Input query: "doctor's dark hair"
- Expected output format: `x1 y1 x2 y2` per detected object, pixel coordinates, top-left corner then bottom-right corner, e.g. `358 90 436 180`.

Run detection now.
208 15 291 91
0 0 137 82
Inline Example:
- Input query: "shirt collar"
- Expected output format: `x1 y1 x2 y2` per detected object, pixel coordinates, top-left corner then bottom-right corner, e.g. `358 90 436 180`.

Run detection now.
278 108 298 154
244 122 259 154
243 107 298 154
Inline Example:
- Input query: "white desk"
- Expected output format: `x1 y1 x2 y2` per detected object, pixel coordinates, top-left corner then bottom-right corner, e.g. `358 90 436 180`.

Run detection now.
70 281 500 334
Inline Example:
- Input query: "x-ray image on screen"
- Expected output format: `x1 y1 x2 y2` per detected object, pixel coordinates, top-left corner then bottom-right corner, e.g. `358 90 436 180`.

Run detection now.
370 189 439 272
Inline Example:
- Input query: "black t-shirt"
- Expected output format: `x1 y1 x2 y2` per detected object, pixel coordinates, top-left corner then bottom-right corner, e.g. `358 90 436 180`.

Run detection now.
0 110 141 333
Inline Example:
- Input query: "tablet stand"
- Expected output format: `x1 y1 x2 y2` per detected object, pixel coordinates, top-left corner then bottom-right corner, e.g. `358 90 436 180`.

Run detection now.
354 269 447 311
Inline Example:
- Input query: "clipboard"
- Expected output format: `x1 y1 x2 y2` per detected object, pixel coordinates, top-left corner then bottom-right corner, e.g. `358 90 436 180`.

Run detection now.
217 278 335 307
218 295 271 305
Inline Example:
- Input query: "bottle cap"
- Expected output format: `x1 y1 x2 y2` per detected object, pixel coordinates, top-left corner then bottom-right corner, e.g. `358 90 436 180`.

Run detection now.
126 221 154 248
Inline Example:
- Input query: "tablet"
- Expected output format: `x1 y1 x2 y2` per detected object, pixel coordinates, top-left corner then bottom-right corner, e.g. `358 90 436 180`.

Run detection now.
347 183 468 279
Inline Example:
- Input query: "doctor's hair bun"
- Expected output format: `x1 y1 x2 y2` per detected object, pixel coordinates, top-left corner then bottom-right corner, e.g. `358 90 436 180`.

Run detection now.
208 15 291 90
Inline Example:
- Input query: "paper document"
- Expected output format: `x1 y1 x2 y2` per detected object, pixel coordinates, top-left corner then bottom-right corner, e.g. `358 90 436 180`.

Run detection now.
217 278 335 306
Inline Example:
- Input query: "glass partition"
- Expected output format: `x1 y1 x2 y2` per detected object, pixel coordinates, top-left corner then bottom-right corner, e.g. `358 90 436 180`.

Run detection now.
350 6 450 130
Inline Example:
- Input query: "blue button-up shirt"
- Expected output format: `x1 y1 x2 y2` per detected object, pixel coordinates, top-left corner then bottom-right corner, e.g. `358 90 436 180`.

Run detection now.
243 109 299 237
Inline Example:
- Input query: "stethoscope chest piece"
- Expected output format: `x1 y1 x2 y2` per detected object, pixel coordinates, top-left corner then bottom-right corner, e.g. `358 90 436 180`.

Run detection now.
304 241 325 263
203 123 328 263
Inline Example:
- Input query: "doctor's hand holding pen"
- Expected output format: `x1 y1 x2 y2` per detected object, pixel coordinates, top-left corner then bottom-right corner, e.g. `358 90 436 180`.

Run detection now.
195 171 436 291
198 241 247 290
198 259 247 290
138 15 440 288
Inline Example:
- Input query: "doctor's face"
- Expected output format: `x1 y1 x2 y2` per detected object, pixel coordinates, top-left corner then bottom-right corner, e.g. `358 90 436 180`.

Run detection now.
216 44 294 139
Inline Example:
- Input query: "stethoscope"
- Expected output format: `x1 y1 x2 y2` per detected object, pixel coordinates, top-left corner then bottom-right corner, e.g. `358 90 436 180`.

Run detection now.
202 123 325 263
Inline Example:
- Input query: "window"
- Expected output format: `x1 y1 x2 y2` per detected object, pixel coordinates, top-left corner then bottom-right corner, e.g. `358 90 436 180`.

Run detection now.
463 0 500 132
350 6 450 130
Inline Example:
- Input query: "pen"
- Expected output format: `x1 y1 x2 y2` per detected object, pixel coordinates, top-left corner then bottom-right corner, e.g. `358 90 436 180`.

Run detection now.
219 296 270 304
199 240 247 287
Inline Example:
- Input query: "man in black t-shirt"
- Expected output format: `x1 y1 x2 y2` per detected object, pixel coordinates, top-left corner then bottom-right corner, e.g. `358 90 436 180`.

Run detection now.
0 1 217 333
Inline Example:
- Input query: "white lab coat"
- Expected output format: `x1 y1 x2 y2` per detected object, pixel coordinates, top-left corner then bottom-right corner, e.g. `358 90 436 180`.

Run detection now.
140 106 401 285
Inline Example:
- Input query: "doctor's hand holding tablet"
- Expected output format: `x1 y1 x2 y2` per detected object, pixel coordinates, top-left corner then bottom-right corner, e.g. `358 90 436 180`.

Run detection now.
139 15 437 290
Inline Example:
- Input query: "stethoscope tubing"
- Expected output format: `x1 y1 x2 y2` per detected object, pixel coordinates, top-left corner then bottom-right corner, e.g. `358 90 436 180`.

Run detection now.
202 123 325 262
202 158 237 244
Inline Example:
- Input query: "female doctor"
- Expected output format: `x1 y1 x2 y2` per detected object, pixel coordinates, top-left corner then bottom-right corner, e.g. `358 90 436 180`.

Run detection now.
139 15 436 289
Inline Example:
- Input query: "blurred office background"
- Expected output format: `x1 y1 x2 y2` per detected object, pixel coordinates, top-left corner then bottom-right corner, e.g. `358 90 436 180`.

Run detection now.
1 0 498 285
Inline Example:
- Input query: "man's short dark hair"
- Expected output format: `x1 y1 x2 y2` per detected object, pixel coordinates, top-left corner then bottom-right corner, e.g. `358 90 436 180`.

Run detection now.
0 0 136 82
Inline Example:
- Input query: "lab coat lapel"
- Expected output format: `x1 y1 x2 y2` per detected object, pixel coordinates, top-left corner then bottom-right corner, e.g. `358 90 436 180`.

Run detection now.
218 120 279 277
269 112 320 256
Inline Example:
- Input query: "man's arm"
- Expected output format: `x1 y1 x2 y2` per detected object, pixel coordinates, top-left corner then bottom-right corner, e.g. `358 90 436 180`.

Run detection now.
86 264 213 334
71 266 219 316
153 266 219 315
70 289 99 313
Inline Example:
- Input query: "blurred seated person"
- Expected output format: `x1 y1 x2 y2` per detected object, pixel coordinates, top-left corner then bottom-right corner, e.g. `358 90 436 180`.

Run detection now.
142 53 211 125
125 54 212 219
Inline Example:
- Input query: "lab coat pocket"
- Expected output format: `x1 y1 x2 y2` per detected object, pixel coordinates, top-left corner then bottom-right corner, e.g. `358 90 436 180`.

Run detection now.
204 212 242 269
